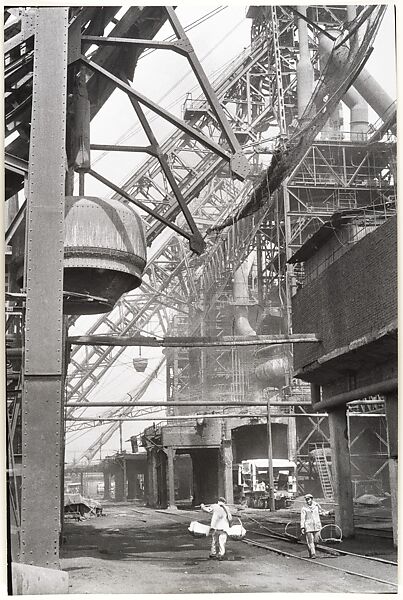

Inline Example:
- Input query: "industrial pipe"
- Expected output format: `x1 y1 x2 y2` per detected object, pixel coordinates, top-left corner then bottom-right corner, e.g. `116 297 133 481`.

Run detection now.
344 88 369 141
319 32 395 125
68 333 320 347
66 413 328 421
233 252 292 390
296 6 314 118
254 346 289 388
318 29 345 140
233 253 256 336
312 378 398 412
65 412 385 422
66 400 312 408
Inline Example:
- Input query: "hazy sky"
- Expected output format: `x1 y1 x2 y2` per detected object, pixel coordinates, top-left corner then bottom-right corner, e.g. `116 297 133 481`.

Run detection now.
65 4 397 461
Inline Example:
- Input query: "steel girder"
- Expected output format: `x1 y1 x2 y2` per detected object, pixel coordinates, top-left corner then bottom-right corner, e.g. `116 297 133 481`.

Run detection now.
5 6 170 199
64 27 279 414
64 6 317 419
66 7 395 449
18 7 68 568
65 176 254 413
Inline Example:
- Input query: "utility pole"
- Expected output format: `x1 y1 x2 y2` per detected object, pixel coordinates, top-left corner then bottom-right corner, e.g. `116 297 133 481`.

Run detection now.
266 397 276 511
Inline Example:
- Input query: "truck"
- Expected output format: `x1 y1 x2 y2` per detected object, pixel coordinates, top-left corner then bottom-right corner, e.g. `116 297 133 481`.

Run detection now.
237 458 297 508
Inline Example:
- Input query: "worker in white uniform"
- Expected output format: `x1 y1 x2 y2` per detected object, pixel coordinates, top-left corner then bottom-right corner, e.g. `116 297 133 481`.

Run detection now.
300 493 331 558
201 496 232 560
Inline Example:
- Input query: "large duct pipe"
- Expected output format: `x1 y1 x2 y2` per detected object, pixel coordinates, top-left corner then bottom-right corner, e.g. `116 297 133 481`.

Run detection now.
344 87 369 141
319 32 395 125
233 258 291 389
318 29 345 140
318 24 368 139
296 6 314 118
233 254 256 336
255 345 288 388
352 68 396 124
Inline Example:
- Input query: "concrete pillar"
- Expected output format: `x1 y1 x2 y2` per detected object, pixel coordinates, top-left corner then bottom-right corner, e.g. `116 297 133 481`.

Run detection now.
146 448 158 507
127 466 137 500
328 407 355 537
114 466 124 501
122 457 127 502
287 418 297 463
103 471 111 500
384 392 397 546
221 424 234 504
166 447 177 509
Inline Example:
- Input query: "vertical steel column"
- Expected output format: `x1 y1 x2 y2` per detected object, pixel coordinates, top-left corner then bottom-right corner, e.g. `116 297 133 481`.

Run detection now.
123 457 128 502
384 392 398 546
221 421 234 504
266 399 276 511
270 6 287 137
103 470 111 500
20 8 68 568
166 447 176 509
147 448 159 507
328 407 355 537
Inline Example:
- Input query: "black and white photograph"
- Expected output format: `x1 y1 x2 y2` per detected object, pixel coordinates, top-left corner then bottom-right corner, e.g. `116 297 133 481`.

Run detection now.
4 3 398 595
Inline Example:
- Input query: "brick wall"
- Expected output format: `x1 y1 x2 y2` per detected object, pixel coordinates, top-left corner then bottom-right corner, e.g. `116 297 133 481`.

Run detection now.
292 216 397 372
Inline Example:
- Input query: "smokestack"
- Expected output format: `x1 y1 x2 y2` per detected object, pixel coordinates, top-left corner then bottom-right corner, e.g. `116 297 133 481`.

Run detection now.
296 6 314 119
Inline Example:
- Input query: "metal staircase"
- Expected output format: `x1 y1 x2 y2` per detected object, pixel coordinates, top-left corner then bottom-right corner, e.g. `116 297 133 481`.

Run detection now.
311 444 334 500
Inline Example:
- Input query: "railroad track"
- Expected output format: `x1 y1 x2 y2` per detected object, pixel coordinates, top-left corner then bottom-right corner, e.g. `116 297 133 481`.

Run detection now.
242 536 397 589
116 506 398 589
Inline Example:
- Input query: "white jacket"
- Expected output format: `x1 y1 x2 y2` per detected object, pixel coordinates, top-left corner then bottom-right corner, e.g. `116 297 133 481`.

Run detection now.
300 501 329 533
201 501 232 533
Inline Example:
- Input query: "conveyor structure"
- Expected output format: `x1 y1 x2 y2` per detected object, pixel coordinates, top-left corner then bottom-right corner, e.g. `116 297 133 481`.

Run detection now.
4 5 397 587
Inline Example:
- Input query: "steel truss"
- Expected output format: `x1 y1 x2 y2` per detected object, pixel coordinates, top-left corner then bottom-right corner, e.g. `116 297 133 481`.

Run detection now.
5 5 252 568
64 17 285 423
5 6 395 508
65 7 395 468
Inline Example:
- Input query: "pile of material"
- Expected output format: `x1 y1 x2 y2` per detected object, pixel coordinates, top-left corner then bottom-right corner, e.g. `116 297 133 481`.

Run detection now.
64 493 102 520
354 494 387 506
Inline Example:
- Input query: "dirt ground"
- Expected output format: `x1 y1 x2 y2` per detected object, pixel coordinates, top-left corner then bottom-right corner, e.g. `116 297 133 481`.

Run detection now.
60 503 397 594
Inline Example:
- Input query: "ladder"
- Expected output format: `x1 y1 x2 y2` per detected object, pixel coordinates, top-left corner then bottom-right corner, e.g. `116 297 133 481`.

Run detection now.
312 445 334 500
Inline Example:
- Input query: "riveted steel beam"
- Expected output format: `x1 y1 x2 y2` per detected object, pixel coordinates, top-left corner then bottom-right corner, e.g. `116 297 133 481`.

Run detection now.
80 56 249 180
87 167 202 249
66 413 329 422
19 8 68 569
68 333 320 348
66 400 311 408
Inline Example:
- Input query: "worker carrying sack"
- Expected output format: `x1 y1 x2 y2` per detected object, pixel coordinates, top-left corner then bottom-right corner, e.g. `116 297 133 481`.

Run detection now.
188 520 211 537
228 518 246 540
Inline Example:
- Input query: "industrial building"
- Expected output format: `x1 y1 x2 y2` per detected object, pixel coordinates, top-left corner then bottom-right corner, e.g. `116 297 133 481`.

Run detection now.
5 5 397 595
